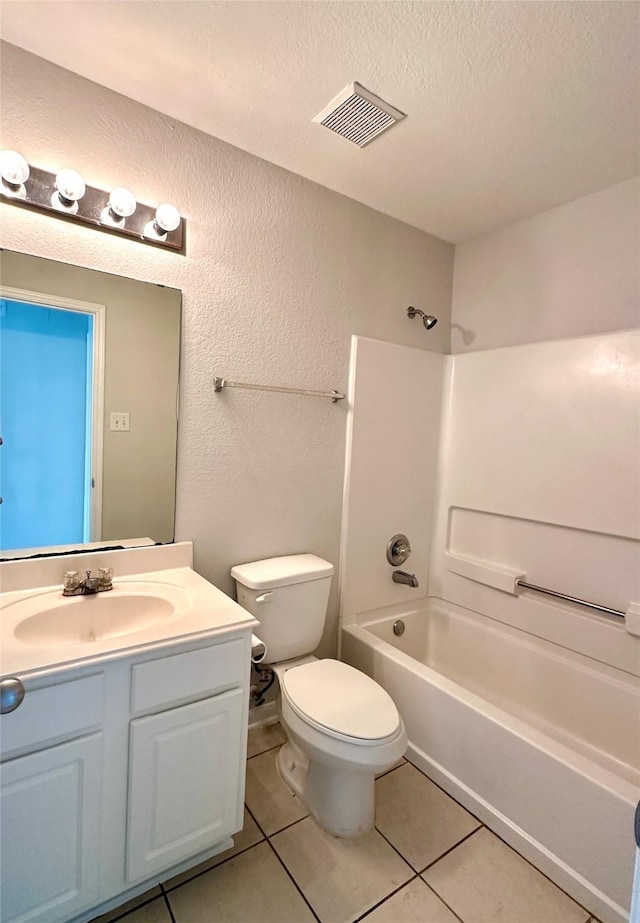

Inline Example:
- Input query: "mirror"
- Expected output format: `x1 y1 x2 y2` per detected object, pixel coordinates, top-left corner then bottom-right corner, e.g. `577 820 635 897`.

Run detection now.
0 250 181 558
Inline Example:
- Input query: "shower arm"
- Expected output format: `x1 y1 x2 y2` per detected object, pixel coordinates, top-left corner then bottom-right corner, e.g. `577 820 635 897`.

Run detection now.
407 306 438 329
407 307 426 321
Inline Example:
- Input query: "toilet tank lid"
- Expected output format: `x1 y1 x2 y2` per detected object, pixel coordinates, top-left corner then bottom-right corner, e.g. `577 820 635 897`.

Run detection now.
230 554 334 590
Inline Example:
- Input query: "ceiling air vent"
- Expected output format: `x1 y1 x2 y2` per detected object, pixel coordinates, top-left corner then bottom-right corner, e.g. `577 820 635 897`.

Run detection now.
313 82 406 148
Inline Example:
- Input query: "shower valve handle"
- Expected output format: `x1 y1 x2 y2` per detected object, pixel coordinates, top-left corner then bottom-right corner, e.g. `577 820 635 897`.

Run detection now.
387 534 411 566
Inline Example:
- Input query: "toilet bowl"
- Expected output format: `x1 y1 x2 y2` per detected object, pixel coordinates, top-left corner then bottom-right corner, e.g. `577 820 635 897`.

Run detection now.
231 554 407 838
273 658 407 837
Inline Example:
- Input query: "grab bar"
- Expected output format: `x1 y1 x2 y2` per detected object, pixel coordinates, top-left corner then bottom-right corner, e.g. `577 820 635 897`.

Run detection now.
515 580 625 620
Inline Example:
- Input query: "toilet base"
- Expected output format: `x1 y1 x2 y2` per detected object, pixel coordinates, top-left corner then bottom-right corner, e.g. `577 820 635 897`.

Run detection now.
277 740 376 838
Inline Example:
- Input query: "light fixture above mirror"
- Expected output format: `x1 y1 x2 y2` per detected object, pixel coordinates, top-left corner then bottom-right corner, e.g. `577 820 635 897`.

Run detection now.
0 150 185 252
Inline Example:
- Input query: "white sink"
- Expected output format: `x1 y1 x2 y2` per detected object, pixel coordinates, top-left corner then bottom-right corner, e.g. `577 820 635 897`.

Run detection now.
0 547 259 676
8 582 193 647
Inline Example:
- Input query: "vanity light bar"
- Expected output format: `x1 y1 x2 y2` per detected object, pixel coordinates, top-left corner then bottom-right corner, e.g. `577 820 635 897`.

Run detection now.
0 151 185 253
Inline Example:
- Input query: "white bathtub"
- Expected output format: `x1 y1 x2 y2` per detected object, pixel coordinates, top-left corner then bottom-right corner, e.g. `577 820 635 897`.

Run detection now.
342 599 640 923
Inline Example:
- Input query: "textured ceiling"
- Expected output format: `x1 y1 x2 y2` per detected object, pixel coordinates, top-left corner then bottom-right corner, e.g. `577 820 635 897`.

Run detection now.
1 0 638 242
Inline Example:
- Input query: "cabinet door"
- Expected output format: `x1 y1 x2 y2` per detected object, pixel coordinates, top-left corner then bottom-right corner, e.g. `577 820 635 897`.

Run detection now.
0 733 103 923
127 689 244 882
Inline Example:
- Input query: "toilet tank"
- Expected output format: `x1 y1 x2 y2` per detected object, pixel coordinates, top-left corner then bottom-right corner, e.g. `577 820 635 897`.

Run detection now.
231 554 334 663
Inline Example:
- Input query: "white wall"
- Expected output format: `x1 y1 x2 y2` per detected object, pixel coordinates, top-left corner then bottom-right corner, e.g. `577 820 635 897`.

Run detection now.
1 43 454 655
428 331 640 676
340 337 444 623
451 177 640 353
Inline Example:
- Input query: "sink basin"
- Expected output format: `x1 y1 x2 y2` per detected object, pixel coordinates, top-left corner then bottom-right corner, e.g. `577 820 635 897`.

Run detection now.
10 582 193 646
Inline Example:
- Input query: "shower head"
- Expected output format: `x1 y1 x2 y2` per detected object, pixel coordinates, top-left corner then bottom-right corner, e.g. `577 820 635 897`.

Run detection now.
407 306 438 330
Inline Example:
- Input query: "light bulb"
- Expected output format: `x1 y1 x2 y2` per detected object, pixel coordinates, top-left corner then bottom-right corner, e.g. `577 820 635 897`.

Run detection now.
108 186 136 218
55 168 86 203
155 203 181 233
0 150 30 187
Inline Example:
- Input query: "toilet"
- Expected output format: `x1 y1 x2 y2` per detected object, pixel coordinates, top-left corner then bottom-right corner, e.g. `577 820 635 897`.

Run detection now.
231 553 407 838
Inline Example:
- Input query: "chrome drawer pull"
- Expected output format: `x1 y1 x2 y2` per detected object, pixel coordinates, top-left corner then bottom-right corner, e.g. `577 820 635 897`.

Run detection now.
1 678 25 714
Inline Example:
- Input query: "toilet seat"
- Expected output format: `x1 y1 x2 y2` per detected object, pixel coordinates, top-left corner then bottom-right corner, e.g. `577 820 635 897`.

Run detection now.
280 659 401 745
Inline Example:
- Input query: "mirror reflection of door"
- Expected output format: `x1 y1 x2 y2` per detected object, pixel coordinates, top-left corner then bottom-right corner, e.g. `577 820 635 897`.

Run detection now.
0 291 105 552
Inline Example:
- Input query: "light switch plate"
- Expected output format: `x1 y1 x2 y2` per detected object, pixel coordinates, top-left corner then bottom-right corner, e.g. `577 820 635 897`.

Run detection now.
110 412 130 432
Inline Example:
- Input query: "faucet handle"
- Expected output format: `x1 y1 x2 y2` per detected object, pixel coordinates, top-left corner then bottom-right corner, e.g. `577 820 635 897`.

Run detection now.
97 567 113 587
63 570 81 590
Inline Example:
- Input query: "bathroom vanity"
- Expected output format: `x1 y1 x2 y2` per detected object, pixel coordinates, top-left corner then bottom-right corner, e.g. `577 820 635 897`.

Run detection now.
0 542 258 923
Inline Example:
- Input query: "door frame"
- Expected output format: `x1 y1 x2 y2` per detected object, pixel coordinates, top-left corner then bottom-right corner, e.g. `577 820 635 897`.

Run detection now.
0 285 106 542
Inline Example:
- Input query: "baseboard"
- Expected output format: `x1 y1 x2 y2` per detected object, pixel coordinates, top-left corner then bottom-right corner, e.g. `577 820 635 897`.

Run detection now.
406 742 628 923
248 700 278 729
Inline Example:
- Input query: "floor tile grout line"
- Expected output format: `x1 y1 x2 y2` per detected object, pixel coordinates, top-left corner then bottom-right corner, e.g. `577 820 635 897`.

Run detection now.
265 814 310 838
404 758 596 918
247 743 284 760
244 800 270 839
92 890 167 923
374 760 407 781
417 825 484 875
482 825 595 916
443 817 594 917
420 878 467 923
159 887 177 923
160 834 267 893
372 822 430 875
246 739 286 760
244 800 309 841
403 757 484 826
352 873 419 923
264 833 322 923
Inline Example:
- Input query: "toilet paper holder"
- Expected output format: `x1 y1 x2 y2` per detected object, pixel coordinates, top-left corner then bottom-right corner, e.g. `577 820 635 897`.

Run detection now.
251 633 267 664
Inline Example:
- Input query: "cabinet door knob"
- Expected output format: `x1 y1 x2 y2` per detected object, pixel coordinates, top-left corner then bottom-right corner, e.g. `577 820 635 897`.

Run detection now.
1 677 26 714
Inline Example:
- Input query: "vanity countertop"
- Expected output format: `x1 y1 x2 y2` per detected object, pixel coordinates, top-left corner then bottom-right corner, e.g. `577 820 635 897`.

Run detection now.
0 549 258 679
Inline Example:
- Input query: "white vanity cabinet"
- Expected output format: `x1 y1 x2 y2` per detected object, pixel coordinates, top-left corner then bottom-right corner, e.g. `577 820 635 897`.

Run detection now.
1 735 104 923
0 674 105 923
0 630 252 923
126 639 246 883
127 689 244 880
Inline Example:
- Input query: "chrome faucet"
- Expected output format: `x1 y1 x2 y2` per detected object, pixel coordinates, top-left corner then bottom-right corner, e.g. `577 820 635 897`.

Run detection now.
392 570 419 588
63 568 114 596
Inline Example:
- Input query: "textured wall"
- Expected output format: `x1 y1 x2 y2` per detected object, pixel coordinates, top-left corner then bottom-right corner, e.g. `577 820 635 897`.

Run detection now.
451 178 640 352
0 44 453 655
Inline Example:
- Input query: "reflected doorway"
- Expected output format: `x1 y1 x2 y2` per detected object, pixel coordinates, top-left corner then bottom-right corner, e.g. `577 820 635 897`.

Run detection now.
0 289 105 552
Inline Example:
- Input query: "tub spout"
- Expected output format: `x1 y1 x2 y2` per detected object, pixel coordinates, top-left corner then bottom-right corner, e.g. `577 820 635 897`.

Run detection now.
392 570 419 588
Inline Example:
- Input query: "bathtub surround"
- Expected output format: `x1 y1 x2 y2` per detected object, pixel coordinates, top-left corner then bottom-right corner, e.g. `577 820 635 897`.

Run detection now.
340 328 639 921
430 330 640 668
339 337 444 622
0 41 454 659
338 177 639 919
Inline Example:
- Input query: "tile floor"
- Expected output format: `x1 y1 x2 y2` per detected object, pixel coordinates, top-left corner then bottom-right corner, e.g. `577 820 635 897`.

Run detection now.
95 722 603 923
